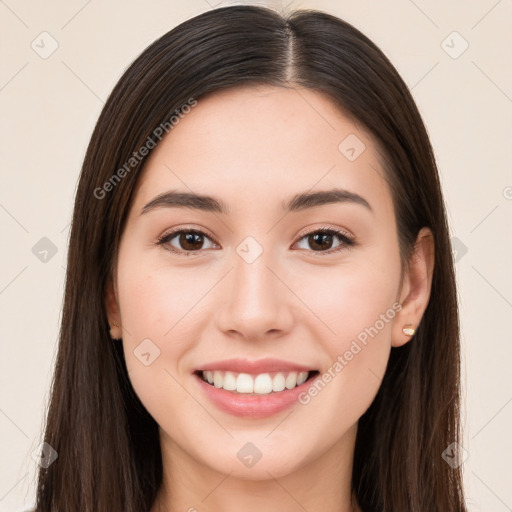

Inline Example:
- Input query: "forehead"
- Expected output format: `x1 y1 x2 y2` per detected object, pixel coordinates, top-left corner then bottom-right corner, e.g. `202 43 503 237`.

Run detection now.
131 84 393 219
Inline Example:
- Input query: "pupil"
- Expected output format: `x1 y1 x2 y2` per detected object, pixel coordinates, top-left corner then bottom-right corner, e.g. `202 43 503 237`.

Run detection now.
310 233 332 250
181 232 202 250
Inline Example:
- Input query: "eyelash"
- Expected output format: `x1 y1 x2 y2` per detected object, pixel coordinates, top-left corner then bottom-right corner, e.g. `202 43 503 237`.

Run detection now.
156 226 355 257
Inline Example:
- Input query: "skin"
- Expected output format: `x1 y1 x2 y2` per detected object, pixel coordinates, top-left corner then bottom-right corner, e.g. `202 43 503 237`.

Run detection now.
105 84 434 512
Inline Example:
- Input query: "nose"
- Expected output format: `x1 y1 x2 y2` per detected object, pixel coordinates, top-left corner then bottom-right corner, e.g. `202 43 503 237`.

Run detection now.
215 249 295 342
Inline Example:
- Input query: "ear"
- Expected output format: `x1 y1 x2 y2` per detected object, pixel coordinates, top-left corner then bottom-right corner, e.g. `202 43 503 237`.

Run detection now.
392 227 435 347
105 277 123 339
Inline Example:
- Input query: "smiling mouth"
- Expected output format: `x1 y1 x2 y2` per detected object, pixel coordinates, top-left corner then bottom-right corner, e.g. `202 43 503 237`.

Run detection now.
194 370 320 395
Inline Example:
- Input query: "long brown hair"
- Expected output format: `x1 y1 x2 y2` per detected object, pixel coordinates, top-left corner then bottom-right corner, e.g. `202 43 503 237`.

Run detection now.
34 5 466 511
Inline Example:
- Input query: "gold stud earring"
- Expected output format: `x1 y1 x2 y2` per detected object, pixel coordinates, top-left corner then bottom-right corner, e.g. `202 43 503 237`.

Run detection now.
402 324 415 336
109 321 121 340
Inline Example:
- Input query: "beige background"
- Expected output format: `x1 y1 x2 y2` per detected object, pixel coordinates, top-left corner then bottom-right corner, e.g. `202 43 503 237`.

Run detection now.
1 0 511 510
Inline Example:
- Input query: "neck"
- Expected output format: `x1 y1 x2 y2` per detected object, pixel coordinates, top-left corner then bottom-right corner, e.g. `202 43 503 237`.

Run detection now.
151 424 360 512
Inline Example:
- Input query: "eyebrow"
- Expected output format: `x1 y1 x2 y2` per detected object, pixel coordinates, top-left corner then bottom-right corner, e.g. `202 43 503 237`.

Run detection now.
140 188 373 215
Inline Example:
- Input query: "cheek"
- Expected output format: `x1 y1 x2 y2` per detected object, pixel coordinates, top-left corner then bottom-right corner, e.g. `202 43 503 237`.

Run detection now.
115 263 193 416
299 257 399 413
117 260 201 340
306 256 399 344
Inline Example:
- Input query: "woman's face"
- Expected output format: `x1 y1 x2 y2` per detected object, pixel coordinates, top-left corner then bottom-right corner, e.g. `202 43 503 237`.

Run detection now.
109 85 408 480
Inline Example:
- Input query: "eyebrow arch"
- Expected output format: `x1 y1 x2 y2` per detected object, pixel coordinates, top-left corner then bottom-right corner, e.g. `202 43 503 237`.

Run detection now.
140 188 372 216
283 188 372 213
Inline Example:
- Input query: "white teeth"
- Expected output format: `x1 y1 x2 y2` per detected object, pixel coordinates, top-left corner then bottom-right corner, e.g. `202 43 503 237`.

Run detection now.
285 371 298 389
297 371 308 385
272 373 286 392
236 373 254 393
201 370 311 394
254 374 273 394
213 371 223 388
223 371 237 391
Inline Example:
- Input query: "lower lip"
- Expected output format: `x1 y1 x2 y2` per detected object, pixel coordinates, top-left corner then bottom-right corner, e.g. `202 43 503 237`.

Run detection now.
194 372 319 419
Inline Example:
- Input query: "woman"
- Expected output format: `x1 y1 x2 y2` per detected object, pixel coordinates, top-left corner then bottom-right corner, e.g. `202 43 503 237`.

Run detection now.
33 5 467 511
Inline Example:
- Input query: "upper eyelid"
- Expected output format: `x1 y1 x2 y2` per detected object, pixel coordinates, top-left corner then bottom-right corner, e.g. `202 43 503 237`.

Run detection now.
296 224 353 240
159 225 352 240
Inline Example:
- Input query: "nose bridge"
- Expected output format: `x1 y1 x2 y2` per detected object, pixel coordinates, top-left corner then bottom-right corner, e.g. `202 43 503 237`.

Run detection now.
215 239 293 338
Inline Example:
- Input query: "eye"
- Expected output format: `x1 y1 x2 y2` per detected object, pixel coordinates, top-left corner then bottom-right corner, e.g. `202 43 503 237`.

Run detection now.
293 226 355 255
156 226 355 256
157 229 218 256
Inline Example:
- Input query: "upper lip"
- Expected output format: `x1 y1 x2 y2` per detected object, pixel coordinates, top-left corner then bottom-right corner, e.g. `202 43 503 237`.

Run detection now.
195 358 316 374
